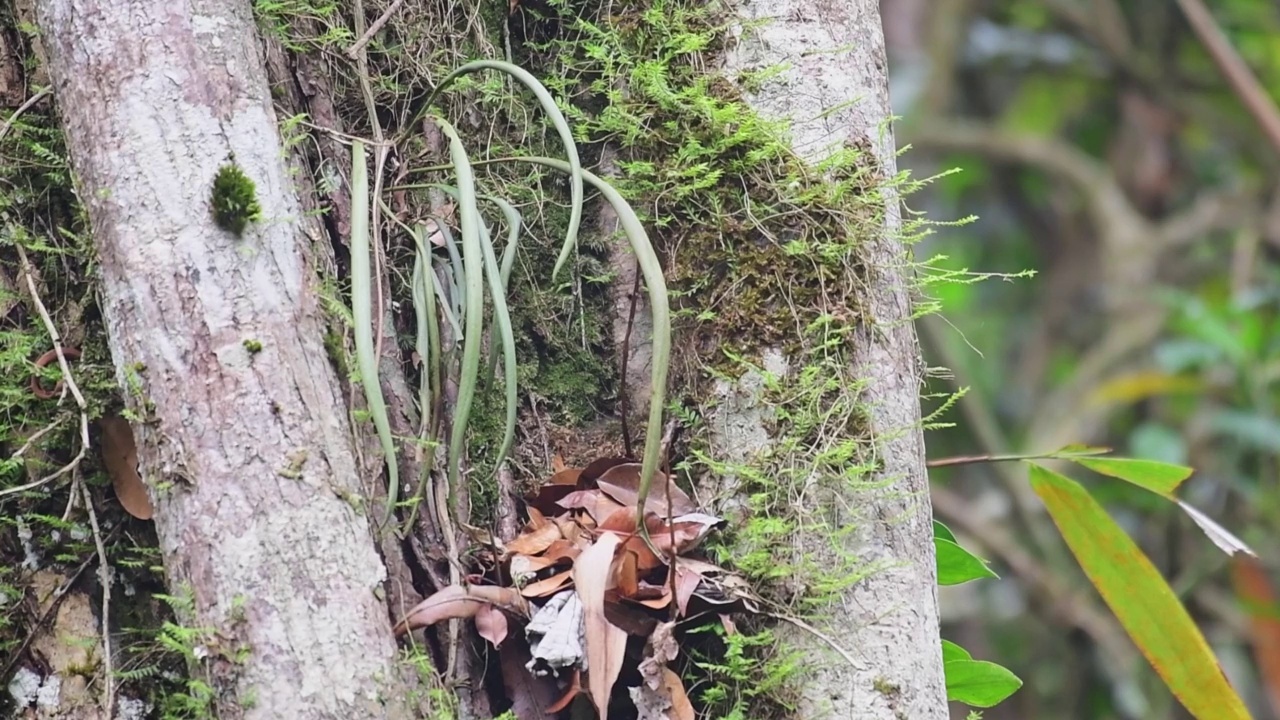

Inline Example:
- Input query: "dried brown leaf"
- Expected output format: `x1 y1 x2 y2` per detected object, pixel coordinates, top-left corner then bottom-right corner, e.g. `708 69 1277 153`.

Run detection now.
575 533 627 719
99 415 151 520
596 463 698 518
580 456 631 484
520 570 574 598
617 550 640 598
664 668 695 720
475 603 509 648
552 453 568 473
394 586 480 637
527 505 549 529
506 522 562 556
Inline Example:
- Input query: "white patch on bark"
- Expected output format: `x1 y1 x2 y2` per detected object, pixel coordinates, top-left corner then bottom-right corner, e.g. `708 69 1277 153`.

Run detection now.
708 0 949 717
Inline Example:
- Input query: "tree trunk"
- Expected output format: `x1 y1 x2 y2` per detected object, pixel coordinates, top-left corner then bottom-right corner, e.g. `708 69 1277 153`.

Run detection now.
712 1 949 716
35 1 416 717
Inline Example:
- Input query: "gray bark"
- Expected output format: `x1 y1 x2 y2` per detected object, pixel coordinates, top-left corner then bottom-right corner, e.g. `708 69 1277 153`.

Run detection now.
35 1 416 717
711 0 949 717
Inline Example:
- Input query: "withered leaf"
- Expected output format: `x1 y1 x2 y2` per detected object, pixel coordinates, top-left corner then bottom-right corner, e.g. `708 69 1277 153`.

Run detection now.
99 415 151 520
575 533 627 719
506 522 562 556
580 456 631 484
520 570 574 598
475 603 509 648
394 584 527 637
596 463 698 518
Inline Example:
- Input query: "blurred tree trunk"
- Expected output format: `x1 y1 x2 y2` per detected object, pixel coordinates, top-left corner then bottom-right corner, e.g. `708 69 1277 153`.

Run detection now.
35 1 418 718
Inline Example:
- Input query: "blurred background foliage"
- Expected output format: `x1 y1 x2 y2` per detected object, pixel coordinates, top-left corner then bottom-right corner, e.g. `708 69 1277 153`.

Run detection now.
884 0 1280 717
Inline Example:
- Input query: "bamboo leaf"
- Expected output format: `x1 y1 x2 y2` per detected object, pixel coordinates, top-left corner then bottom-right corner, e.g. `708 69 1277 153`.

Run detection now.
1069 456 1193 497
1027 463 1251 720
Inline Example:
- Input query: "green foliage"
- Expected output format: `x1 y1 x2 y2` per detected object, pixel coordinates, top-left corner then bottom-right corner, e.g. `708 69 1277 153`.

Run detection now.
944 659 1024 709
935 537 998 586
210 163 262 237
1028 462 1251 720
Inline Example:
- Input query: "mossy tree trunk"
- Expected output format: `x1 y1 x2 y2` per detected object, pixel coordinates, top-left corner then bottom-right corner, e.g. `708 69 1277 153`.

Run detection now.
704 1 949 716
34 1 419 717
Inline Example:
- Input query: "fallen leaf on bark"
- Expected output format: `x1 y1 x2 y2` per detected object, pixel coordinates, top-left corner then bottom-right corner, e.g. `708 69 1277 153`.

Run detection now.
99 415 152 520
546 668 582 714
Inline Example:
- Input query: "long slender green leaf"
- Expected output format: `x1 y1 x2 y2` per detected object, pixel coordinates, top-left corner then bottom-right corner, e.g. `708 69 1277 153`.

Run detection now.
350 140 399 524
413 60 583 279
1069 456 1193 497
1027 463 1251 720
434 119 485 514
502 157 669 526
474 210 517 479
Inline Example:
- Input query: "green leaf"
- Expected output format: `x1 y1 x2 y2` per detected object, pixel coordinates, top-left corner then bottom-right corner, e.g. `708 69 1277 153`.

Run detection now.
935 538 997 586
1050 444 1112 458
1068 457 1193 497
933 520 957 543
941 639 972 663
1027 463 1251 720
944 659 1022 708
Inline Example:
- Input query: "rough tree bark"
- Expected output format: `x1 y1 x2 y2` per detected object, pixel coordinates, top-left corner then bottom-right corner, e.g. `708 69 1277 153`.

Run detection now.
35 1 416 717
712 1 949 717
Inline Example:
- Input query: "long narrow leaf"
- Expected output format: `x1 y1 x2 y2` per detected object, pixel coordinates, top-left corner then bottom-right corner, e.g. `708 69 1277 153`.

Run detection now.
1027 463 1251 720
434 119 486 514
412 60 583 279
502 157 670 526
484 196 521 384
350 140 399 524
475 213 518 478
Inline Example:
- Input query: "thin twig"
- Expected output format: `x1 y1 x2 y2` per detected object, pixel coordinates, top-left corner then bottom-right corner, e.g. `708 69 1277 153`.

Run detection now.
79 479 114 716
3 248 90 501
0 88 51 144
1175 0 1280 156
344 0 405 59
7 418 64 460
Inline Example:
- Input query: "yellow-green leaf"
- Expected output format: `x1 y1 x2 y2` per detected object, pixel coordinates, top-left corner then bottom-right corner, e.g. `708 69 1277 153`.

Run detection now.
1028 463 1251 720
1069 456 1193 497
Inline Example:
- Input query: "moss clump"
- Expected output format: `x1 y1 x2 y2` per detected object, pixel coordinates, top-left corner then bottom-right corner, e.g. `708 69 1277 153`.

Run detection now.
211 163 263 236
242 339 263 354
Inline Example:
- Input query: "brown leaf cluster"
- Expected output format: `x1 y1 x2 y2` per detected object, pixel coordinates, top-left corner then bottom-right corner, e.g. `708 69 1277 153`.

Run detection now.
394 457 755 719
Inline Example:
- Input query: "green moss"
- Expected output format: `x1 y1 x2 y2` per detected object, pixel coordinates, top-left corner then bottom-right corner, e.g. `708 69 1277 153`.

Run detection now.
242 338 263 354
210 163 263 237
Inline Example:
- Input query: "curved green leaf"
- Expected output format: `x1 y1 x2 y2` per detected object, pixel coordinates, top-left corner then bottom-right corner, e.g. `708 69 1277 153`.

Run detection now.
1028 463 1251 720
1070 456 1193 497
935 537 997 586
941 639 972 663
944 659 1023 708
413 60 583 280
502 157 669 529
933 520 957 543
350 141 399 525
